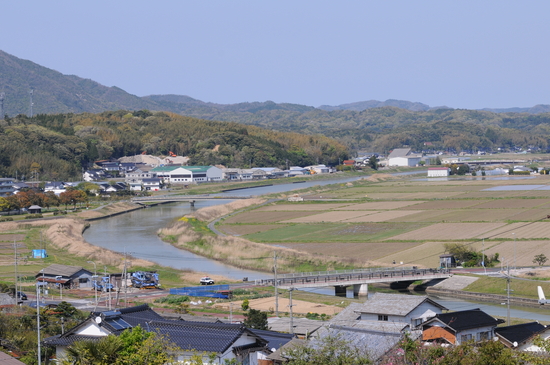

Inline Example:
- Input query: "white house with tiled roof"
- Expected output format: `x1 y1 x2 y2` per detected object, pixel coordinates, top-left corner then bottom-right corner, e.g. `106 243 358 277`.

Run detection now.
151 165 222 184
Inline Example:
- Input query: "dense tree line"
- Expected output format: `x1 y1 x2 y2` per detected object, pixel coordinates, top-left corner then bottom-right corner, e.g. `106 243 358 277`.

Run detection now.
0 111 349 181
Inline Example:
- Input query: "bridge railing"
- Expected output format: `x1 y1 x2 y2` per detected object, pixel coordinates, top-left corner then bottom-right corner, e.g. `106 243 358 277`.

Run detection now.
275 267 417 279
256 268 451 287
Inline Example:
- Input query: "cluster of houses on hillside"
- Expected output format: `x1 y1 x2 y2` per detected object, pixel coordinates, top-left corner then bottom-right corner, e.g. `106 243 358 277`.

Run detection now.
8 263 548 364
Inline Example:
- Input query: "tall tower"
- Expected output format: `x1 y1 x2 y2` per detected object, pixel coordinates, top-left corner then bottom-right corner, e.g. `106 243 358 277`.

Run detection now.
0 92 4 120
29 88 34 117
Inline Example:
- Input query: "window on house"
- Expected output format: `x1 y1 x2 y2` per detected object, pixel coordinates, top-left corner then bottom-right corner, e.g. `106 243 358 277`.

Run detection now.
460 334 472 343
378 315 388 321
479 331 489 341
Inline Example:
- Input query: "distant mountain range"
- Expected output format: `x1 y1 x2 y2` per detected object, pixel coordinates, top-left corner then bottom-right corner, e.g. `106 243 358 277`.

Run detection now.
1 49 550 117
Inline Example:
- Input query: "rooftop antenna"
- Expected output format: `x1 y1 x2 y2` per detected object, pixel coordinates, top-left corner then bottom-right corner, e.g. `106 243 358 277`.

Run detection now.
29 88 34 117
0 92 4 120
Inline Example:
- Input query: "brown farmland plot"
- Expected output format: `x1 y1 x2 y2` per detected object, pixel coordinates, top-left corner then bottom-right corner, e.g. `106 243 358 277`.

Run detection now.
480 222 550 239
389 222 506 240
474 198 550 209
343 210 422 222
334 201 424 210
255 203 352 211
365 192 463 200
281 210 375 223
484 240 550 267
409 200 483 210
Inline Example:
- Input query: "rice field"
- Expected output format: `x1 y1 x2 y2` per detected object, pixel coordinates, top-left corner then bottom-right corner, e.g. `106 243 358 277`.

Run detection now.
217 174 550 268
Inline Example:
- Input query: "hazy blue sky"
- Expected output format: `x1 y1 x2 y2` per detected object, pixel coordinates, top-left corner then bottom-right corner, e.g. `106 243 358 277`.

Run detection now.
3 1 550 109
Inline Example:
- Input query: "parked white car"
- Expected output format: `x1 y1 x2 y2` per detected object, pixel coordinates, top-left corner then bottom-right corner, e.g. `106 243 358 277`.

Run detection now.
200 277 215 285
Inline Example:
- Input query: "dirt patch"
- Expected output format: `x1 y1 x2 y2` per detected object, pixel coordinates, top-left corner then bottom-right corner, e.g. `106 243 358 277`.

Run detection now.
191 198 266 222
344 210 422 222
214 296 343 315
335 201 424 210
257 204 352 211
474 198 550 209
410 200 483 210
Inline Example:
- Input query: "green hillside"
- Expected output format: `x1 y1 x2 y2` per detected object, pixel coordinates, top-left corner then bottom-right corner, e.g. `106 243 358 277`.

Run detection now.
0 111 349 180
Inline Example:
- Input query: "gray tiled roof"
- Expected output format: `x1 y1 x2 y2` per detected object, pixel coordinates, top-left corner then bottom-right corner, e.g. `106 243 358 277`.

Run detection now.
36 264 88 278
356 293 446 317
387 148 412 159
267 317 323 336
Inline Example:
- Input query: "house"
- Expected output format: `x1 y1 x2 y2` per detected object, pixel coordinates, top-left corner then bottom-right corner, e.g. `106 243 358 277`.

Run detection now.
151 165 223 184
35 264 94 289
28 205 42 214
267 317 324 339
495 322 550 351
142 177 162 191
82 169 105 182
0 178 15 197
439 254 457 268
253 167 286 179
387 148 423 167
428 167 450 177
356 293 447 328
44 181 67 195
288 167 308 177
305 164 330 174
222 168 255 181
125 166 158 191
44 304 290 365
422 309 504 345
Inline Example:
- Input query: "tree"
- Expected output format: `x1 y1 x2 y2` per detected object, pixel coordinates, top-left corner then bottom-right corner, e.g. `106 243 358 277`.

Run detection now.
533 254 548 266
243 309 268 330
284 334 371 365
0 197 9 214
367 155 378 170
241 298 250 311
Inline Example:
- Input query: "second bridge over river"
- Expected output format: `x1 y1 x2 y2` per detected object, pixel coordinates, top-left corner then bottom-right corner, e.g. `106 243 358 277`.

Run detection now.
254 267 452 296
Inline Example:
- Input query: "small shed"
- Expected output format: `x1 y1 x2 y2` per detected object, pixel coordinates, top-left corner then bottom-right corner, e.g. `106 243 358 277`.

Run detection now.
28 205 42 214
439 254 457 268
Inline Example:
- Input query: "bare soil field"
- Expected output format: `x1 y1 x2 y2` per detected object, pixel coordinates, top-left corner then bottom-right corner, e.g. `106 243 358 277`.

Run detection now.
214 296 343 315
473 198 550 209
409 200 483 210
281 211 374 223
365 192 463 200
334 201 423 210
256 203 352 211
343 210 422 222
222 211 316 224
506 209 550 221
389 222 506 240
218 224 286 236
377 241 474 268
484 240 550 267
480 222 550 239
421 209 523 223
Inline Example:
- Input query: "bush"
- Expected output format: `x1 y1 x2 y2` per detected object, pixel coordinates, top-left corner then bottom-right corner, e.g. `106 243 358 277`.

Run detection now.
24 214 43 219
154 295 190 304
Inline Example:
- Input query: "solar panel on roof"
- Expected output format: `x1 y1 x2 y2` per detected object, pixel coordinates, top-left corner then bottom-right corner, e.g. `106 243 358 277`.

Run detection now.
102 310 122 319
105 317 132 331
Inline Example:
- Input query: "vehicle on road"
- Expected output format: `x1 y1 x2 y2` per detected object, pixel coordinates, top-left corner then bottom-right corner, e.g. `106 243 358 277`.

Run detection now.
17 291 27 301
92 281 103 291
200 277 215 285
131 271 159 289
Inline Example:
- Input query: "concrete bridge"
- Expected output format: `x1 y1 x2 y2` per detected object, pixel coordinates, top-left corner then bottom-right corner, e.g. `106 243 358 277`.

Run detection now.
132 194 252 205
255 267 452 296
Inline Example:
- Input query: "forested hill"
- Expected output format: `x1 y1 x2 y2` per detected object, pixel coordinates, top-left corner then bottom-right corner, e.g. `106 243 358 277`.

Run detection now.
3 49 550 154
0 111 349 180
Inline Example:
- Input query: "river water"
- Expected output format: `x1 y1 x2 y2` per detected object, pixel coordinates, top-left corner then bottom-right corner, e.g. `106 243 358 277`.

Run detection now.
83 175 550 321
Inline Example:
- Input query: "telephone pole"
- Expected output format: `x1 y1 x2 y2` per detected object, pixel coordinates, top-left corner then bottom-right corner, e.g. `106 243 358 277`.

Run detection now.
289 288 295 334
273 252 279 317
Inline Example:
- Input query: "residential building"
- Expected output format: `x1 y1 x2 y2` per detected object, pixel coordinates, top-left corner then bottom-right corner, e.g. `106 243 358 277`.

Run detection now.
44 304 292 365
44 181 67 195
35 264 94 289
0 178 15 197
495 322 550 351
422 309 504 345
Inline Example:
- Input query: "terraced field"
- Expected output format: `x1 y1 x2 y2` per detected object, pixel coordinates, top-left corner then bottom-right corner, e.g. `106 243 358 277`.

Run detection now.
216 174 550 268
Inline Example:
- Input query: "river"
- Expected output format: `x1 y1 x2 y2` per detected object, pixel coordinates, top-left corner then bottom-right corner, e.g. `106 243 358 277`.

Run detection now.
83 175 550 321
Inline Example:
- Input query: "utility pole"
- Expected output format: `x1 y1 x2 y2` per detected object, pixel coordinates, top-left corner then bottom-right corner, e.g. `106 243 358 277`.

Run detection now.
229 302 233 324
289 288 295 334
513 232 517 271
29 88 34 117
505 264 512 326
87 261 97 309
14 238 18 301
273 252 279 317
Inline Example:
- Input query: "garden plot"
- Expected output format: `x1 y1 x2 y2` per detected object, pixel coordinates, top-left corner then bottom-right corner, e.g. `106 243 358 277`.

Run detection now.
474 198 550 209
218 224 285 236
222 211 317 224
343 210 422 222
334 201 423 210
255 203 352 211
409 200 483 210
279 240 424 262
415 209 524 223
479 222 550 239
280 210 375 223
383 210 455 223
389 222 506 240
